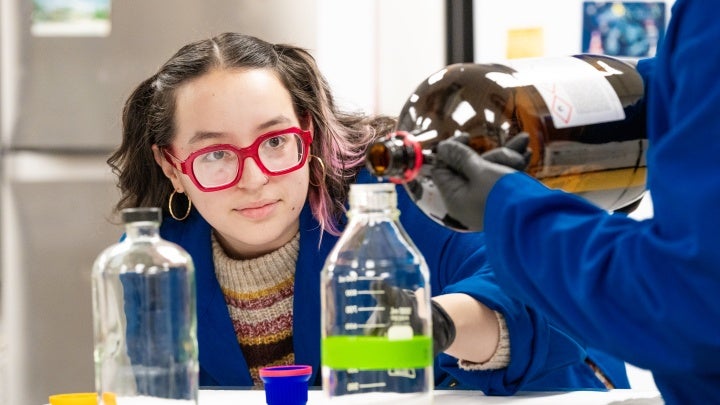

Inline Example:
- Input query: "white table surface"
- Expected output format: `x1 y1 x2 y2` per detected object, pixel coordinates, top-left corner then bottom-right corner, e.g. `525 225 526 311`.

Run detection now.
200 388 664 404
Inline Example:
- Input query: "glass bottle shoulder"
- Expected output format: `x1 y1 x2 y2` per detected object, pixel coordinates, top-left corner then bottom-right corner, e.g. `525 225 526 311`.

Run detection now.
92 237 193 275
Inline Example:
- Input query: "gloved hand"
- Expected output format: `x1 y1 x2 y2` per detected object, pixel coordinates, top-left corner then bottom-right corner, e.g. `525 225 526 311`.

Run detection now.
431 132 531 232
370 282 457 357
429 299 456 356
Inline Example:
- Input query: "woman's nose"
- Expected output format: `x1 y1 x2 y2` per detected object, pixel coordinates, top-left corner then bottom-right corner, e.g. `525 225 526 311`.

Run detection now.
236 157 268 189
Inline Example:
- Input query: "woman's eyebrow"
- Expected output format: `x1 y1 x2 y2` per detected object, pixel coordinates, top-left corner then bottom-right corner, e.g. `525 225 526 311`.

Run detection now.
188 131 225 144
255 115 292 132
187 115 293 144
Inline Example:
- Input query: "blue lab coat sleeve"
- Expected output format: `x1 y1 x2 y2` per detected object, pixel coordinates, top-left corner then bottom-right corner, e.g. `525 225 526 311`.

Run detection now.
483 1 720 402
386 175 628 394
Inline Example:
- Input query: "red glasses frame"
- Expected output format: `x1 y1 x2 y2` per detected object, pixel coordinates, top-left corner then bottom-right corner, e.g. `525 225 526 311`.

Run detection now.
163 127 313 192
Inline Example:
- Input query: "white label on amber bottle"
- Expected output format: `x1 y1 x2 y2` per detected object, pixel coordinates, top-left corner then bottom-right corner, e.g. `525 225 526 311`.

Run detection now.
506 56 625 129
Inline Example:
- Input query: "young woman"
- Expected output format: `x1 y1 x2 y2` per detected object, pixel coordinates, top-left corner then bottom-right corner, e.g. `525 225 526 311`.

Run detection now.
108 32 628 393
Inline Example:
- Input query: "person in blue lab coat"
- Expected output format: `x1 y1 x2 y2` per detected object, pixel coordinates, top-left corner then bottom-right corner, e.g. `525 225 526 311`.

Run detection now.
106 32 629 394
430 1 719 403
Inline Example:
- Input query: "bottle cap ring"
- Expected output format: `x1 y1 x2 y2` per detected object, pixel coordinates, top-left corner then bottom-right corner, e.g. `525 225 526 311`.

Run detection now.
260 365 312 405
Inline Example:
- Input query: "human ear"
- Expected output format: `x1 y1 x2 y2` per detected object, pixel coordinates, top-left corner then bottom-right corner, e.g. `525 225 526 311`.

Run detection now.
300 113 314 134
151 144 185 192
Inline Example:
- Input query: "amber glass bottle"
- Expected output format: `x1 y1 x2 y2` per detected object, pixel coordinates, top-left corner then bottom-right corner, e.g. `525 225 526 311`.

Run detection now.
366 54 646 231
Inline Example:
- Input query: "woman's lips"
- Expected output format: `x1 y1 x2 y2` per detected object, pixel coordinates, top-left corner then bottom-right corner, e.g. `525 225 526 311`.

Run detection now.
237 201 278 219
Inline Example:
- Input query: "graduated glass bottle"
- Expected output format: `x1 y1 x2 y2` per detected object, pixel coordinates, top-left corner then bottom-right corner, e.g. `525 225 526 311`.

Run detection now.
366 54 646 231
321 183 433 405
92 207 198 404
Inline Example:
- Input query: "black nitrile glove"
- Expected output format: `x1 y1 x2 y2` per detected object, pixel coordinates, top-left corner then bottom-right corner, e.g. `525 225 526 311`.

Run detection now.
370 282 457 357
429 299 456 356
432 132 531 232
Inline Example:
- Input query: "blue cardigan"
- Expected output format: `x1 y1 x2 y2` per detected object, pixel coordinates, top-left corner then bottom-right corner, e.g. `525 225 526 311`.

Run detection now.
158 171 628 395
484 1 720 403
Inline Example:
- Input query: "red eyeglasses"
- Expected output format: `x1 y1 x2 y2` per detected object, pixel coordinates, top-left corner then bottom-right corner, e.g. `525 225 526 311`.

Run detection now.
163 127 312 192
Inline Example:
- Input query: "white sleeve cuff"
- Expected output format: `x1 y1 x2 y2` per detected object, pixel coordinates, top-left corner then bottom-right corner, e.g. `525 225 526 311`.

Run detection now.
457 310 511 371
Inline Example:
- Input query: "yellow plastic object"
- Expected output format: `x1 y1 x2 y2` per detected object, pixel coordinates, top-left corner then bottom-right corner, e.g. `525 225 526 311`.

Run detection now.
48 392 116 405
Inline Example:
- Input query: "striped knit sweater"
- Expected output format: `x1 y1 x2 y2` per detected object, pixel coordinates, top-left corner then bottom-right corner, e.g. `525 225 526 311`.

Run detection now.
212 232 300 387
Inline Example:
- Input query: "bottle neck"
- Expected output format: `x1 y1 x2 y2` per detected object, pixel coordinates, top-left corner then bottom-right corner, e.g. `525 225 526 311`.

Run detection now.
124 221 161 241
347 183 401 222
348 206 400 222
366 131 423 182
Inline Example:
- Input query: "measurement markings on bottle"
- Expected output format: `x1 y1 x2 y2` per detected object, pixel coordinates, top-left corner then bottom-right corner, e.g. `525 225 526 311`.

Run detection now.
347 382 388 391
345 305 385 314
344 322 389 330
338 274 384 282
343 288 385 297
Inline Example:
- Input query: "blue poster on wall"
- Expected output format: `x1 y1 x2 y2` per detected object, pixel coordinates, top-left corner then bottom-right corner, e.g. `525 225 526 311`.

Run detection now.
582 2 666 58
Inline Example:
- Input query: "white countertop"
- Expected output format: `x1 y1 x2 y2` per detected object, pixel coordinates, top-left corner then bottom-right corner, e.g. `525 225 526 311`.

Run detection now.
44 389 663 405
200 388 663 404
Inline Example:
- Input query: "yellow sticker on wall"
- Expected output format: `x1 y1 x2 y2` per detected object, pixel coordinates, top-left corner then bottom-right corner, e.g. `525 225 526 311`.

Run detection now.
506 27 544 59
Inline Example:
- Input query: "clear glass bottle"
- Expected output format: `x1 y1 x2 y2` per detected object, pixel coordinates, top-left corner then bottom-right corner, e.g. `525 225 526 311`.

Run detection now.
92 207 198 404
366 54 647 231
321 183 433 405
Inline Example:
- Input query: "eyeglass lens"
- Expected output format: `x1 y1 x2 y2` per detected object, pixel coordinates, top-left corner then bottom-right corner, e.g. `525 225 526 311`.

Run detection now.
192 132 305 188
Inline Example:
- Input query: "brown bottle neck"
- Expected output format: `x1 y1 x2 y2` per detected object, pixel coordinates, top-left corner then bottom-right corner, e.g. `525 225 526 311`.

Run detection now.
366 131 423 182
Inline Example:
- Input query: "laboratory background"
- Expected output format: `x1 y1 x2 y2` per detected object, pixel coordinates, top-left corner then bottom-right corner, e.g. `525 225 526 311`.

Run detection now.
0 1 669 404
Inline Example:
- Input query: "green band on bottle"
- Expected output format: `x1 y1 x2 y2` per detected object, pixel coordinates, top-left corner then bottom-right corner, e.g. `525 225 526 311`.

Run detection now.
321 336 433 369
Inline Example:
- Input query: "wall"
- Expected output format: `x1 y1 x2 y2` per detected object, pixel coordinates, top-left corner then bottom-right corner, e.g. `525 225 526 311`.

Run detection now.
473 0 675 62
315 0 445 116
209 0 445 117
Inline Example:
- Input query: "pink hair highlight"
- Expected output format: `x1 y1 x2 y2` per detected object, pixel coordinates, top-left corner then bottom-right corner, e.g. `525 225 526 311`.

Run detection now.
308 115 383 237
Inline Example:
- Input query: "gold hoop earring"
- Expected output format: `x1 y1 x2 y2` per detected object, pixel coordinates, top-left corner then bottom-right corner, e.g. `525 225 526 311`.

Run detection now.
168 190 192 221
309 155 326 187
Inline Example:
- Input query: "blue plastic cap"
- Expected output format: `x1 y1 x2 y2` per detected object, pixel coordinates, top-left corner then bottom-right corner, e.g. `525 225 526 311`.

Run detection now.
259 365 312 405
